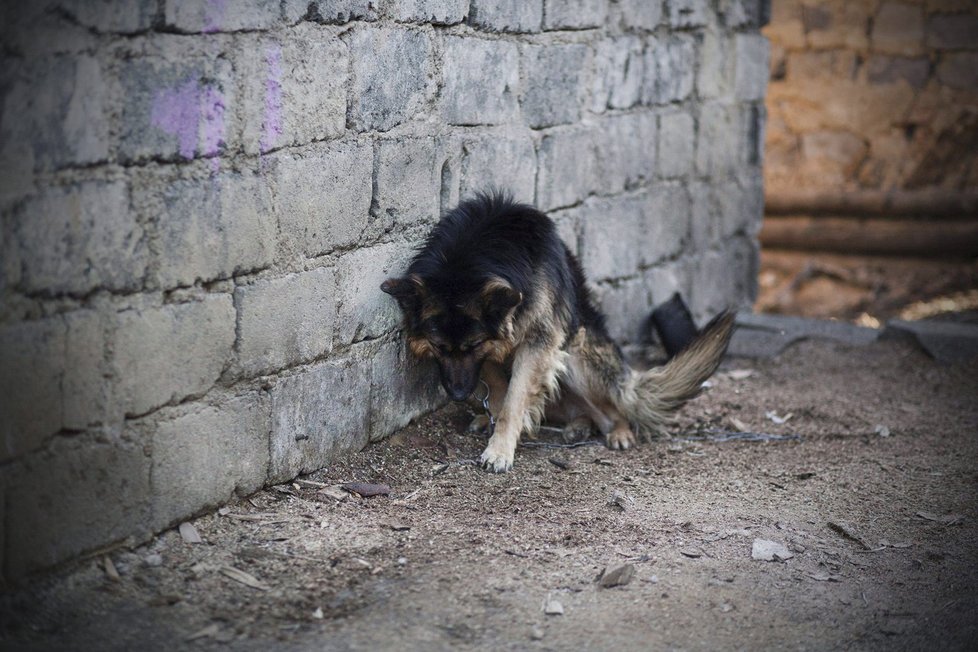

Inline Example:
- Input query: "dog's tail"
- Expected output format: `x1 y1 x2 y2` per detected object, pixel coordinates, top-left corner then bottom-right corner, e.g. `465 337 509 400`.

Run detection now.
615 312 736 437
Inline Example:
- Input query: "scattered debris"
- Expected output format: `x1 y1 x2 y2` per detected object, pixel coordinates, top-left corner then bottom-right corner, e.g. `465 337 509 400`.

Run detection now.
874 424 891 437
597 564 636 588
751 539 794 562
143 554 163 568
607 490 634 512
319 485 351 502
381 521 411 532
766 411 793 425
728 369 754 381
730 417 750 432
341 482 391 498
680 548 704 559
179 522 202 544
795 471 816 480
593 458 614 466
312 607 324 620
828 521 873 550
103 556 120 582
548 457 571 470
530 627 545 641
543 596 564 615
219 565 270 591
295 478 328 489
808 571 841 582
879 540 912 549
186 623 222 642
431 463 450 476
916 511 964 526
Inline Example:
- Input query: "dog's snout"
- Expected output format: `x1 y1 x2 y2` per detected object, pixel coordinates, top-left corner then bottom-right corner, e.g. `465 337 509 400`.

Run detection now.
448 386 470 401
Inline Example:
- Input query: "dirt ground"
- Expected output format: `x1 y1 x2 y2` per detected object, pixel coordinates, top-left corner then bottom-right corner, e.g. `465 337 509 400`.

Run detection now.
3 335 978 651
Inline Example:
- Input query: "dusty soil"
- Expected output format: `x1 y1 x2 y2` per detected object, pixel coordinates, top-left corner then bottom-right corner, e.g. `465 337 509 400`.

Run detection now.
3 337 978 651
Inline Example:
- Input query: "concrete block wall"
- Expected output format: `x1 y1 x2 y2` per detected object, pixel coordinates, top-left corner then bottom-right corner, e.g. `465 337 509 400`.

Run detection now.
0 0 768 578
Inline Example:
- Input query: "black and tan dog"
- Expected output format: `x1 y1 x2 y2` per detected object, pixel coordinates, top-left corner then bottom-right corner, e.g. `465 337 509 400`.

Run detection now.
382 192 734 473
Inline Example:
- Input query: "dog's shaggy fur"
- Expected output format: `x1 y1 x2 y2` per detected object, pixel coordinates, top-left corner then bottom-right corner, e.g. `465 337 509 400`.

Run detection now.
382 192 734 472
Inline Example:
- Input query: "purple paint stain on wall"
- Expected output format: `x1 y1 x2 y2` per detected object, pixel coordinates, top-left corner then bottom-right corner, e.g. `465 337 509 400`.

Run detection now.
150 79 200 159
203 0 228 33
261 45 284 154
151 77 226 163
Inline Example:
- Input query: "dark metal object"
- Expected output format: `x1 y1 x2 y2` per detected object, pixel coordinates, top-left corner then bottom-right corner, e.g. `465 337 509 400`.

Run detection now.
651 293 699 359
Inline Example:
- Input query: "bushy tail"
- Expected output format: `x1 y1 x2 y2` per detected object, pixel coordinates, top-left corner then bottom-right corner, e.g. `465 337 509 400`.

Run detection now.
616 312 735 437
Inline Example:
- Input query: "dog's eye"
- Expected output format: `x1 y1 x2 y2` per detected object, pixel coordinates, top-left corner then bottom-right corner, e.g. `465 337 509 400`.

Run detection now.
461 339 485 352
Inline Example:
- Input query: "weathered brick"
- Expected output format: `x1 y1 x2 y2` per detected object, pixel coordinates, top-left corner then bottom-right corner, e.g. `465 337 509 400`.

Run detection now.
114 295 235 416
335 243 413 345
233 268 335 378
393 0 468 24
522 44 589 128
658 111 695 178
646 259 691 307
871 2 925 56
643 35 696 105
272 141 373 258
591 36 645 112
149 393 270 529
369 339 443 441
63 309 114 430
549 206 581 257
469 0 543 33
595 112 657 193
1 55 108 170
536 126 601 211
690 179 762 250
936 52 978 91
617 0 663 29
461 131 537 203
144 169 276 288
269 356 371 482
0 318 65 463
14 180 146 295
927 13 978 49
441 37 520 126
696 102 741 178
698 29 734 100
5 432 151 577
667 0 708 28
866 56 930 89
165 0 281 32
543 0 608 30
644 183 691 264
239 29 348 154
689 236 757 320
373 136 444 227
592 278 653 344
734 34 770 101
348 27 432 132
59 0 157 33
284 0 361 21
116 48 235 162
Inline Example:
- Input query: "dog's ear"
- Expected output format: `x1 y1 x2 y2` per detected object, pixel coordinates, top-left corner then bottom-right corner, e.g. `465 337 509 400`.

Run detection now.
482 278 523 323
381 275 425 313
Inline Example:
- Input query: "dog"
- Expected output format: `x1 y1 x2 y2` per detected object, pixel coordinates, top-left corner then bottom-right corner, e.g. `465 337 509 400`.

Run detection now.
381 191 734 473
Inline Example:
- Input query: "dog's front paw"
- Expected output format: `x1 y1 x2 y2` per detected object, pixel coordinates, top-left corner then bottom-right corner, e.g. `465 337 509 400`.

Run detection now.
479 442 514 473
606 426 637 451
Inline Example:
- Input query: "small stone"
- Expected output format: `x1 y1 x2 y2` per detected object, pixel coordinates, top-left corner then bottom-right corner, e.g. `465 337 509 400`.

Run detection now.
144 553 164 567
751 539 793 562
543 599 564 615
598 563 636 588
397 557 408 566
530 627 545 640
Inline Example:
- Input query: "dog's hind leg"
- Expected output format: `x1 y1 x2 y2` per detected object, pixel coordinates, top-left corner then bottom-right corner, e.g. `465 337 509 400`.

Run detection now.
479 345 565 473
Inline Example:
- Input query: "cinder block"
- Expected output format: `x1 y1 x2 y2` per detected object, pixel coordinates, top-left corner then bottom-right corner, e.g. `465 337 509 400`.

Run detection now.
592 278 653 345
0 318 65 463
165 0 282 31
116 45 235 162
543 0 608 30
579 195 647 281
348 26 432 132
591 36 645 112
643 35 696 105
645 183 690 264
658 111 695 178
698 30 734 100
63 309 114 430
616 0 663 30
233 268 335 378
114 295 235 416
373 136 444 227
14 180 146 295
59 0 157 32
238 28 348 154
667 0 708 28
696 102 741 178
392 0 468 24
469 0 543 33
149 393 270 529
594 112 657 193
522 44 588 128
144 169 276 288
272 141 372 258
369 338 445 441
734 34 769 101
5 432 152 578
284 0 380 23
646 259 692 307
269 356 372 482
536 126 600 211
461 131 537 203
688 236 757 320
1 55 108 170
441 37 519 126
335 243 413 345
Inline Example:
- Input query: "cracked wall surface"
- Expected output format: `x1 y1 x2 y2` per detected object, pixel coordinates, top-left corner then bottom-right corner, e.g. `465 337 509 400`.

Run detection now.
0 0 769 578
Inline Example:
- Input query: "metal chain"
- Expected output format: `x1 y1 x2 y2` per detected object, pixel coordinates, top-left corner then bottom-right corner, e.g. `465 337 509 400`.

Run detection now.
478 379 496 437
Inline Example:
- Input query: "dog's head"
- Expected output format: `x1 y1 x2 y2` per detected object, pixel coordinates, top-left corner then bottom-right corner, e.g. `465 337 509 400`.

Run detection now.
381 275 522 401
